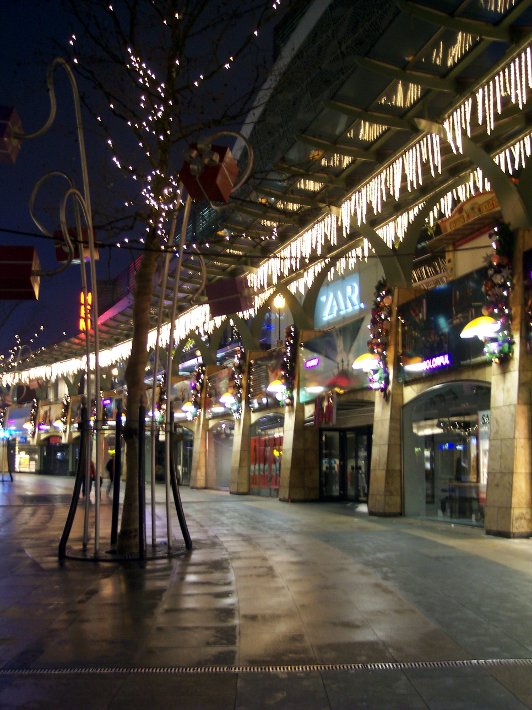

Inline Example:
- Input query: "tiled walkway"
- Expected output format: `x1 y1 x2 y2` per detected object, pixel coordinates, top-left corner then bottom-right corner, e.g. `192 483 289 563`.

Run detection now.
0 473 531 708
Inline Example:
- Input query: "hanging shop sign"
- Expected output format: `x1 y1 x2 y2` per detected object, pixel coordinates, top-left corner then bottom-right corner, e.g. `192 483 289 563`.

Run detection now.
437 191 500 236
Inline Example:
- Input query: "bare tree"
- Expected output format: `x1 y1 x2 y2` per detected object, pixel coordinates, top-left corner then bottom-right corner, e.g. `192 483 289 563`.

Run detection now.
59 0 284 553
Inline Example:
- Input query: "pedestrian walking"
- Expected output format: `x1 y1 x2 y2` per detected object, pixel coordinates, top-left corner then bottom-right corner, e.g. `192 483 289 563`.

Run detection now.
106 454 115 494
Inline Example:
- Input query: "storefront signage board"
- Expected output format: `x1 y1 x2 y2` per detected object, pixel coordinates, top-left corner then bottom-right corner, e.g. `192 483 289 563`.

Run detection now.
398 269 485 383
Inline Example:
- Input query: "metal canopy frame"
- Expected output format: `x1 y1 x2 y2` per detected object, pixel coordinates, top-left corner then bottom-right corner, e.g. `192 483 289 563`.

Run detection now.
7 0 531 375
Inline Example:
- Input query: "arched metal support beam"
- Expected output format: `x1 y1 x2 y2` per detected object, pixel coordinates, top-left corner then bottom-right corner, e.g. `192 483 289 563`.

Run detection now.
297 133 376 161
352 220 412 288
223 315 260 354
396 0 512 42
250 284 314 345
415 119 532 229
354 56 456 93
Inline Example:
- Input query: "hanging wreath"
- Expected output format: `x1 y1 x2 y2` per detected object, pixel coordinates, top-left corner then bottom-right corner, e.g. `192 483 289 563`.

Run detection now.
281 325 297 406
190 362 205 416
230 346 245 419
482 221 514 364
367 278 392 399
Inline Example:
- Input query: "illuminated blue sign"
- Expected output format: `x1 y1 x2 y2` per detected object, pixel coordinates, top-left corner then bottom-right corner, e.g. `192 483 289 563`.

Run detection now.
316 273 363 327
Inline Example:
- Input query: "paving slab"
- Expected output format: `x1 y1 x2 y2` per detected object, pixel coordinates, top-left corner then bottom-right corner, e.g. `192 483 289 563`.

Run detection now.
0 474 531 708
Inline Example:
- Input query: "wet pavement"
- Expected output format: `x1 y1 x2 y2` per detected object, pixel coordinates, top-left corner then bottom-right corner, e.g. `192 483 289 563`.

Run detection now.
0 473 531 708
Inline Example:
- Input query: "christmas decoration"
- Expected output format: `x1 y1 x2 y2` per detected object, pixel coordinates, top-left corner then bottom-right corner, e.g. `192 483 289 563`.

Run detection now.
482 221 514 364
60 394 70 430
0 405 6 431
367 279 392 398
190 362 205 417
281 325 297 406
28 397 38 438
230 346 245 419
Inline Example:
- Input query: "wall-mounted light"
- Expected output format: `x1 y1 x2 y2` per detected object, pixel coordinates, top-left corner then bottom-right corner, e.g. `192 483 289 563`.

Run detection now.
219 392 235 406
352 352 380 371
305 385 325 394
460 316 500 340
267 379 286 394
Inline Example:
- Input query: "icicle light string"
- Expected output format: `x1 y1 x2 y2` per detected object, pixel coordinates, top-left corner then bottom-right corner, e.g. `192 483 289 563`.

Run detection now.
5 48 530 383
5 126 531 389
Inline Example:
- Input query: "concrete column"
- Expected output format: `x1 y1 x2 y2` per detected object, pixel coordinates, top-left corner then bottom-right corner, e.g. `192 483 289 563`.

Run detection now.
368 287 406 516
485 228 532 537
230 404 251 495
189 414 207 488
279 399 319 502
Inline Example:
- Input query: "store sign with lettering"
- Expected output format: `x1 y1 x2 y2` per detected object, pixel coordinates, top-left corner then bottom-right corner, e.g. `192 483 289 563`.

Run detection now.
422 353 451 371
316 274 362 327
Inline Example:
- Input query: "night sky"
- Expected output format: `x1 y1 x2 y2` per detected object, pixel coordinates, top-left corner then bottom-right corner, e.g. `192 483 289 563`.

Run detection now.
0 0 282 360
0 2 145 356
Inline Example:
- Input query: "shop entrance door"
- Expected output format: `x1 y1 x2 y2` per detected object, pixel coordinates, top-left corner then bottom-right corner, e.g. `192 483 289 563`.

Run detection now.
320 427 371 501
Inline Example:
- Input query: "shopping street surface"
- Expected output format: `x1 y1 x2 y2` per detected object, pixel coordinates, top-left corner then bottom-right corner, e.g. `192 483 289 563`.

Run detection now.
0 473 531 709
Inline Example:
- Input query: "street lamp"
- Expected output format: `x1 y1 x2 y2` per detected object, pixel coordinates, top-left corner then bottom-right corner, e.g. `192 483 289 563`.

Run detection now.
273 293 285 345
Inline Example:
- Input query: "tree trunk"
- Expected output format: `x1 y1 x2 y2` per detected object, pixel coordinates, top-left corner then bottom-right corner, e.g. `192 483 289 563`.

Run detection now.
118 246 160 555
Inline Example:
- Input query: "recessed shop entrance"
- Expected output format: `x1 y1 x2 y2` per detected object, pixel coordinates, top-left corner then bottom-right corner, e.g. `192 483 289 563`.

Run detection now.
319 427 372 502
402 381 490 526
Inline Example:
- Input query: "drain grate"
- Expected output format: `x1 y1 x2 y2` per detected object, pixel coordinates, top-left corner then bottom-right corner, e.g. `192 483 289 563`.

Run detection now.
1 658 531 676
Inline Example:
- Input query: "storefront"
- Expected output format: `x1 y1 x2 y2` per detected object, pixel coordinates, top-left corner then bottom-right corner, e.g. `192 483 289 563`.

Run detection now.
298 265 380 502
320 425 372 502
399 265 491 526
247 348 286 497
402 381 490 525
249 413 283 497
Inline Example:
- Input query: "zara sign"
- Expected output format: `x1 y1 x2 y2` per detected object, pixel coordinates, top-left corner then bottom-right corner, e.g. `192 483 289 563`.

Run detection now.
315 273 363 327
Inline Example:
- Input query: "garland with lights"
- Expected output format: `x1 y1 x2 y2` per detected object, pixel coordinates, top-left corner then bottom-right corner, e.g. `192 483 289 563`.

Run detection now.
190 362 205 417
281 325 297 406
60 394 70 430
367 279 392 399
482 221 514 364
230 346 245 419
156 371 167 423
28 397 38 438
0 405 6 431
247 358 256 409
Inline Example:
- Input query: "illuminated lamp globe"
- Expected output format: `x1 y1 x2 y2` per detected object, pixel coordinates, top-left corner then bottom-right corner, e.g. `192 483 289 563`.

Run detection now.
460 316 500 340
352 353 380 372
181 401 195 413
267 379 286 394
403 356 424 373
273 293 285 310
219 392 236 406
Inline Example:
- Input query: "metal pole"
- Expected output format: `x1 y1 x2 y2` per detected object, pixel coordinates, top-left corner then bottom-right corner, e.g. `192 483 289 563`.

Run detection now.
150 213 178 546
164 195 192 550
138 404 146 560
169 401 192 550
58 405 87 560
81 403 91 549
110 401 122 548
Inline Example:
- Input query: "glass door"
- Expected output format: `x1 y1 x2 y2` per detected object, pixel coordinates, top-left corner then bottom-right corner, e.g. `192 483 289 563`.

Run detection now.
320 427 372 501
